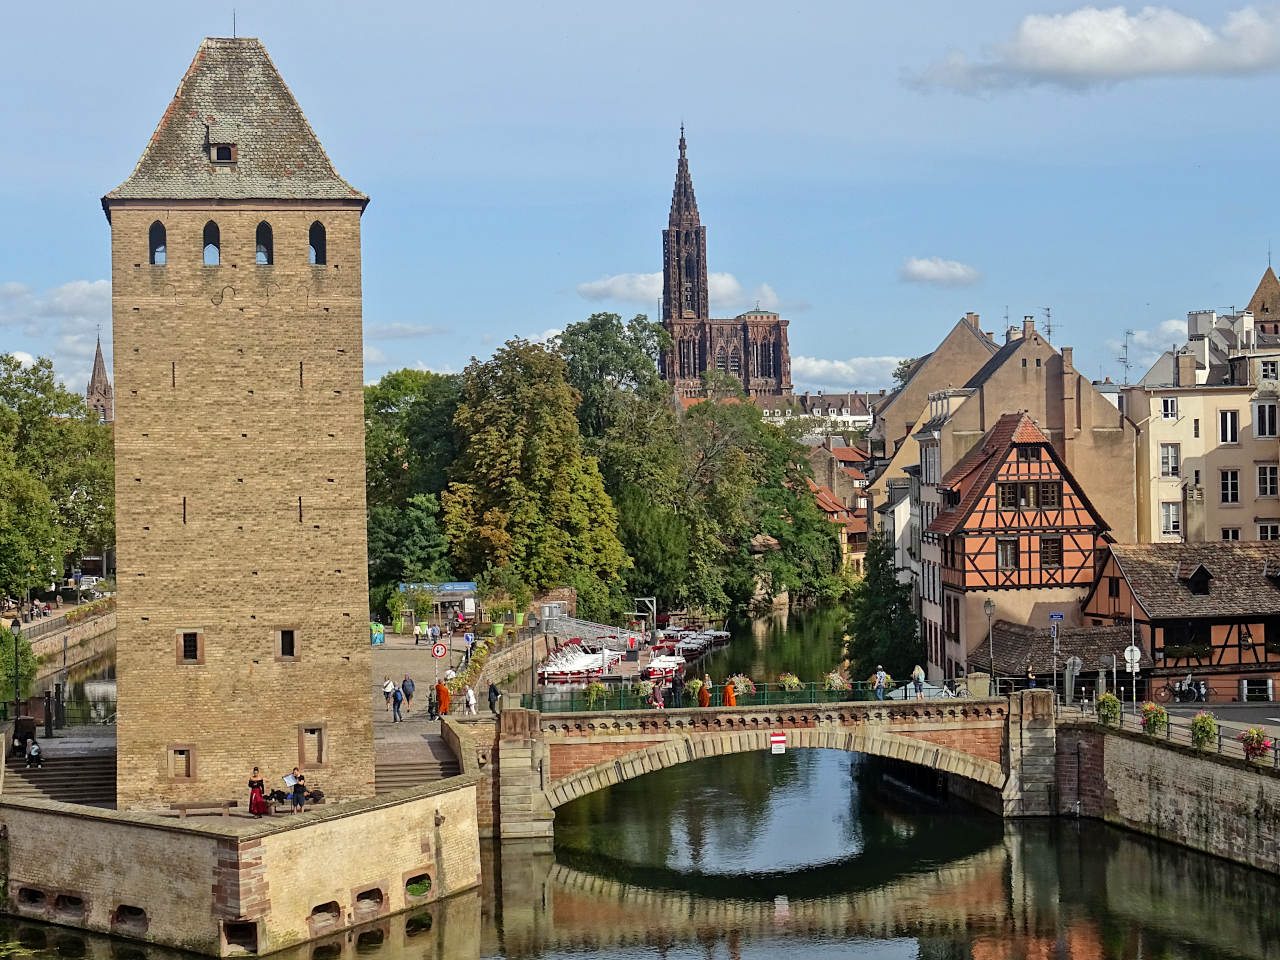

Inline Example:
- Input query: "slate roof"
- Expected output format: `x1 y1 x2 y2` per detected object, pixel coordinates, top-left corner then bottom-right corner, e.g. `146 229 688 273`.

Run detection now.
968 621 1146 674
1105 541 1280 620
103 37 366 211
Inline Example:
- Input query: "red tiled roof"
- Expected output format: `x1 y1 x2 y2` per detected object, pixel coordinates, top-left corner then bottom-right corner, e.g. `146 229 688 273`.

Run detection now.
926 414 1040 536
842 465 866 482
807 478 847 517
830 446 868 462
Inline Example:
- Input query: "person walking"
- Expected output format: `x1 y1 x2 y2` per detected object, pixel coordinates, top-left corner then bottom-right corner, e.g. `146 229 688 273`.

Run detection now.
464 684 478 715
1026 668 1037 689
488 681 500 715
290 768 306 813
722 678 737 708
874 665 887 701
402 674 416 714
911 664 926 701
698 674 712 708
672 671 685 706
248 767 269 817
391 684 404 723
436 680 451 716
413 621 422 645
382 675 395 711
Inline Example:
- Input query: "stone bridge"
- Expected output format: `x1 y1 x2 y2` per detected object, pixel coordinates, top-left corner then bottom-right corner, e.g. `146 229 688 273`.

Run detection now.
484 690 1056 840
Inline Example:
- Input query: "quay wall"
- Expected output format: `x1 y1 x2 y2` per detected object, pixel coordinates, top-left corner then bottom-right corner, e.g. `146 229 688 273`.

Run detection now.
1057 722 1280 873
0 776 482 956
31 612 117 669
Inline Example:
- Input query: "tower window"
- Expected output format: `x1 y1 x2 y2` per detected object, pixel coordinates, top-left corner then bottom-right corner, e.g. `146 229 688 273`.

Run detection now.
309 221 327 265
148 221 166 265
203 221 220 266
256 221 273 265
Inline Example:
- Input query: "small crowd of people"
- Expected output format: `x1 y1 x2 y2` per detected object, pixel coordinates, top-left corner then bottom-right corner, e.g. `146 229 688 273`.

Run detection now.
247 765 312 817
382 674 501 720
3 598 57 620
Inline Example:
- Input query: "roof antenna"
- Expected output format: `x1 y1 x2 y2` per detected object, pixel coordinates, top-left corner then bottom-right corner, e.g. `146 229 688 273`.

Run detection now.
232 9 236 37
1118 329 1134 385
1043 306 1053 344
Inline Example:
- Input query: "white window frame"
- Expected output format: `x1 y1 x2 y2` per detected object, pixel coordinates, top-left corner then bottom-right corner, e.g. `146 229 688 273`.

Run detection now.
1159 443 1180 478
1261 464 1280 498
1221 469 1240 504
1260 523 1280 541
1222 527 1241 540
1258 403 1278 438
1220 409 1239 444
1262 360 1278 381
1161 502 1181 536
1161 397 1178 420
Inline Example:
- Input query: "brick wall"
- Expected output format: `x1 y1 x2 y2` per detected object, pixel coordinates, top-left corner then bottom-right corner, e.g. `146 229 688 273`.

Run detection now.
109 204 374 809
549 740 663 782
898 725 1004 765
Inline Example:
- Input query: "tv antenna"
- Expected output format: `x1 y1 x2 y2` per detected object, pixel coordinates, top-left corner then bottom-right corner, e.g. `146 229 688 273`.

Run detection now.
1118 329 1135 385
1043 306 1053 344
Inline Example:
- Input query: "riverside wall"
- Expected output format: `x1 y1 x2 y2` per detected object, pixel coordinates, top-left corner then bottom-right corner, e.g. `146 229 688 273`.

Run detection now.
30 612 117 671
1057 722 1280 874
0 776 482 956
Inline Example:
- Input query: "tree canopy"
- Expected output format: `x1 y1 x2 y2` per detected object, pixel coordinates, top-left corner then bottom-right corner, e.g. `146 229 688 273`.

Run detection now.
845 529 921 680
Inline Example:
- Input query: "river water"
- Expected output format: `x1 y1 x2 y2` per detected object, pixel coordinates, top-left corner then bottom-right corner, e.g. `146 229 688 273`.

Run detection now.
15 608 1279 959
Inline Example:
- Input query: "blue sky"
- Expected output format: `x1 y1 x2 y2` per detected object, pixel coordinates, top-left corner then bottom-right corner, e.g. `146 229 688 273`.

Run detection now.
3 1 1280 393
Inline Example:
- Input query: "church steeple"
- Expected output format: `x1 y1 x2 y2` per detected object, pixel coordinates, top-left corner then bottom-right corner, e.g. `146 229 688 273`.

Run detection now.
85 330 113 423
662 127 708 323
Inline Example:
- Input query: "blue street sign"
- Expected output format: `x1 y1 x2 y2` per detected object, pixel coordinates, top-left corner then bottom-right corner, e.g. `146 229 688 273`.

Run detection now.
1049 612 1064 621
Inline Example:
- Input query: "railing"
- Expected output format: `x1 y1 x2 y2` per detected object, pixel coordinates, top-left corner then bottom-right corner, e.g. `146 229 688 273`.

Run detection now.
19 612 71 642
521 680 1001 712
63 699 116 726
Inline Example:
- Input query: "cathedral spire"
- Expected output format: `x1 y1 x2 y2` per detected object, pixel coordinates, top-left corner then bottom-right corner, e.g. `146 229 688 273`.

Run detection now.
669 125 699 222
86 330 114 423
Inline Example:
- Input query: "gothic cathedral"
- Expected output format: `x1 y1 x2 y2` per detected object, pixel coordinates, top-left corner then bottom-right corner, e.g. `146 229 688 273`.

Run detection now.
659 129 792 398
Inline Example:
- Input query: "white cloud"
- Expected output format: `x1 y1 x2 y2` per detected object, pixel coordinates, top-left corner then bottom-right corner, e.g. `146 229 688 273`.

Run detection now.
914 5 1280 91
900 256 981 287
0 279 111 388
10 351 35 367
792 355 907 392
577 272 662 304
532 328 563 344
365 322 449 339
1105 317 1186 373
363 344 390 365
576 271 804 313
412 360 459 375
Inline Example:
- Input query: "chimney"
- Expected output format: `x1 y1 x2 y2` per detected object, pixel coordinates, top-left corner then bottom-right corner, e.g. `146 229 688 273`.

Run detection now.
1023 315 1035 338
1061 346 1074 372
1175 351 1197 387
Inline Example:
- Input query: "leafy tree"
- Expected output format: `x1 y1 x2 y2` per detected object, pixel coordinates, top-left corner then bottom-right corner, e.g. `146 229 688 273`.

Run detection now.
0 453 62 602
0 624 38 703
364 369 460 507
441 339 630 621
846 529 920 679
554 313 669 441
367 493 451 617
892 357 919 388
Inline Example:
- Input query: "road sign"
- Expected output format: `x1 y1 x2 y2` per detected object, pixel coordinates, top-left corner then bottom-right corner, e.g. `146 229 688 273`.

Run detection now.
769 732 786 755
1050 623 1058 640
431 642 448 659
1049 612 1064 621
1124 644 1141 665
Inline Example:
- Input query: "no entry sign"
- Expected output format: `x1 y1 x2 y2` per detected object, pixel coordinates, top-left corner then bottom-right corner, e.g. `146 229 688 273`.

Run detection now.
431 642 448 659
770 732 786 755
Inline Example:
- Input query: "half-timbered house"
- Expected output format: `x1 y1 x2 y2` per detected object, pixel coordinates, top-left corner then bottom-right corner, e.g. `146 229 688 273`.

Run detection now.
1082 541 1280 701
922 413 1111 679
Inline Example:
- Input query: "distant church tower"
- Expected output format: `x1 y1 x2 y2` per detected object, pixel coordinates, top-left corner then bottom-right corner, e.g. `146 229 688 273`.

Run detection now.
85 333 113 423
658 130 791 398
102 37 374 809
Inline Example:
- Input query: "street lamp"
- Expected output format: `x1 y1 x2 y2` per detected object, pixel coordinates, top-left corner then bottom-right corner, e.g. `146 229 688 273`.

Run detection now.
10 617 22 721
984 599 996 694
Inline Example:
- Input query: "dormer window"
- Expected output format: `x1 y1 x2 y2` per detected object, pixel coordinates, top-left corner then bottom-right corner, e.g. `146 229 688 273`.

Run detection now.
210 143 236 163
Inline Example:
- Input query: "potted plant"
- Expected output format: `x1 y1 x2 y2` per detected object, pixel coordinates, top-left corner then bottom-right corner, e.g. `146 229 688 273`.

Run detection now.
728 674 756 697
1139 701 1167 737
823 671 851 692
779 672 802 691
1239 727 1273 763
584 680 608 709
1097 692 1121 726
1190 711 1218 751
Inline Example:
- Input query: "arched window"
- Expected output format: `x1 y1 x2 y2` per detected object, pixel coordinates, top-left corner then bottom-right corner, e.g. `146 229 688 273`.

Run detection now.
148 221 166 265
309 221 327 266
715 348 727 372
729 349 741 378
256 221 273 265
203 221 220 266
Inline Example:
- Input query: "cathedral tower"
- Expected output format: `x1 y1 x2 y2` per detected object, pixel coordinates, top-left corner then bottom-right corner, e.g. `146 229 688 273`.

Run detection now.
85 333 113 423
662 126 708 324
102 37 374 808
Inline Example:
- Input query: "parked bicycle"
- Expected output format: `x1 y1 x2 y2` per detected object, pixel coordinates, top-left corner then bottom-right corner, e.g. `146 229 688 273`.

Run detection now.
1154 673 1207 703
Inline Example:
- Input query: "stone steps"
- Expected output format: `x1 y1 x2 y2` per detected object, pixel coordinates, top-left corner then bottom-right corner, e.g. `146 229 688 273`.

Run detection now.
4 755 116 808
374 760 460 794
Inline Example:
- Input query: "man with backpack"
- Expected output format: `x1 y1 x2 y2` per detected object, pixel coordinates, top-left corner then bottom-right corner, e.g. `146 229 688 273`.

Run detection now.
401 674 416 714
391 683 405 723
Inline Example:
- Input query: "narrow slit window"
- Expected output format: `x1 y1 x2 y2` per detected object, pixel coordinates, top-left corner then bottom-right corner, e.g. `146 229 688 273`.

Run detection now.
203 221 220 266
309 221 327 265
298 497 303 522
148 221 166 265
256 221 273 265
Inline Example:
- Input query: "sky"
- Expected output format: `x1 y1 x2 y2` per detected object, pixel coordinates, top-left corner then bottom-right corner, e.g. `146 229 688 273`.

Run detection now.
3 1 1280 394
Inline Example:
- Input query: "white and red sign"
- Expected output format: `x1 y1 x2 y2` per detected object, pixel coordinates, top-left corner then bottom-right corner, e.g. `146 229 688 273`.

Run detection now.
770 732 786 755
431 642 448 659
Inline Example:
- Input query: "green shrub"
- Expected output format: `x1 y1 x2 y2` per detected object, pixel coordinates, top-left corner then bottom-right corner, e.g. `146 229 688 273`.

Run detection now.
1097 692 1121 726
1190 711 1217 751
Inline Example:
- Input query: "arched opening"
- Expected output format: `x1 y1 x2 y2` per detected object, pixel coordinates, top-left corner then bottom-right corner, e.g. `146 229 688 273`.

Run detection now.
148 221 166 265
256 221 273 265
715 348 727 372
309 221 327 265
729 349 741 378
203 221 220 266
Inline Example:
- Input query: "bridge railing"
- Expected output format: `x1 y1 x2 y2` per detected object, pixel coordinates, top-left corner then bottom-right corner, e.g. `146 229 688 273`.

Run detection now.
522 681 924 712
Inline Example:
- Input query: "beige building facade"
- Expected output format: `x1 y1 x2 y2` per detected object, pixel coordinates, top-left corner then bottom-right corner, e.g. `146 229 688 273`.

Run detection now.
105 38 374 808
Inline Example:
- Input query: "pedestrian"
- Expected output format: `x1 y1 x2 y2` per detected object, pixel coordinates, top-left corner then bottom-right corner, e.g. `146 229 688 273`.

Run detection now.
874 665 887 701
427 690 439 720
290 767 306 813
413 621 422 645
488 681 500 715
433 624 441 643
464 684 478 715
248 766 269 818
402 674 416 713
1026 668 1037 689
912 664 926 701
392 684 404 722
698 674 711 708
24 739 42 769
722 677 737 708
672 671 685 705
436 680 451 716
382 675 394 711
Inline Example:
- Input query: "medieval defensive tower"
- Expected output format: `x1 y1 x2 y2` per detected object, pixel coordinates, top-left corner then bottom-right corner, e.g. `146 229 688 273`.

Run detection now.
102 37 374 808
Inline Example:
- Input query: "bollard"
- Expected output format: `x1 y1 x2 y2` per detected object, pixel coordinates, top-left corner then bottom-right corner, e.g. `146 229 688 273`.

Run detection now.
43 690 53 740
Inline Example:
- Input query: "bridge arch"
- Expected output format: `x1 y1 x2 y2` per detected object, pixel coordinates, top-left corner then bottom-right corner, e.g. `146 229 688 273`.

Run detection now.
542 707 1008 810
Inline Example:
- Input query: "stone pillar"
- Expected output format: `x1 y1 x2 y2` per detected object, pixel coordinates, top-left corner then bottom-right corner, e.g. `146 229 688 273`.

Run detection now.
495 708 555 840
1002 689 1057 817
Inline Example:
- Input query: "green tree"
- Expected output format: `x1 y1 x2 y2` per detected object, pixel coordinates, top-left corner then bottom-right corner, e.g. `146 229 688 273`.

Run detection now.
442 339 630 620
846 529 920 679
0 625 38 703
892 357 919 388
364 369 460 507
554 313 669 441
367 493 451 618
0 453 63 601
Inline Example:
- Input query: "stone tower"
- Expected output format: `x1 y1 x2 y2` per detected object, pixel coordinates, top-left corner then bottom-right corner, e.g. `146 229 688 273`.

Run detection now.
102 37 374 809
85 333 113 423
658 130 792 399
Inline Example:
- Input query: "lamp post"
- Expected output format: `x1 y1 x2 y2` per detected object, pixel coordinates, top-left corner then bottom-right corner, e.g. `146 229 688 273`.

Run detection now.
984 599 996 695
10 617 22 721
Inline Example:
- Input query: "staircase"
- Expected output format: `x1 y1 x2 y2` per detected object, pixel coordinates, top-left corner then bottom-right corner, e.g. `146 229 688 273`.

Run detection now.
4 754 116 808
374 735 460 794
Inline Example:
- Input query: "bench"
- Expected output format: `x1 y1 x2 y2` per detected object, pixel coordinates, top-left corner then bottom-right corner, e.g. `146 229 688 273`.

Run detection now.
170 800 239 819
